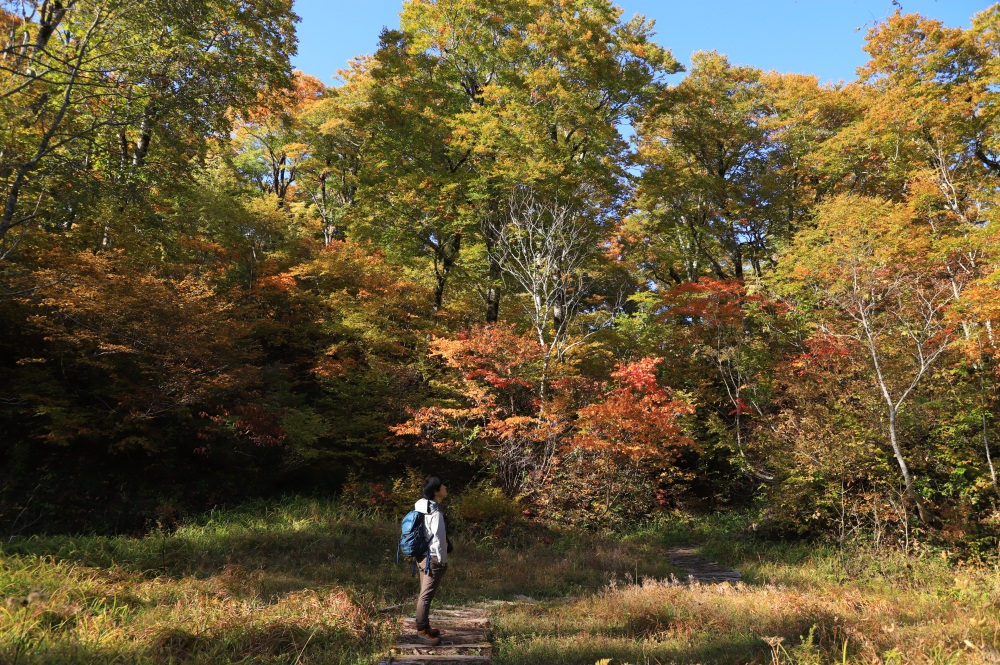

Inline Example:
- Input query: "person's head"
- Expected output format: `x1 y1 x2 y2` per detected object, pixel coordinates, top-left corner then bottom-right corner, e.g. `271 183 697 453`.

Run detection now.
422 476 447 503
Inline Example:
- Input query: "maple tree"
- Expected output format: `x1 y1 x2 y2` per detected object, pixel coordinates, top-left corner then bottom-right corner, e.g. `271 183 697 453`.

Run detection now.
573 356 694 468
393 324 551 493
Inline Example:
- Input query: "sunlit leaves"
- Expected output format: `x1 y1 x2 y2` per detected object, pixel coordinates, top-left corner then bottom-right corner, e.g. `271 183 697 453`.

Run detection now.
573 357 695 466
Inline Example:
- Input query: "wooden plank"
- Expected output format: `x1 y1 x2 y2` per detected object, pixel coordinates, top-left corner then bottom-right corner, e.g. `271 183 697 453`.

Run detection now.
413 614 488 621
396 636 489 645
667 544 743 586
391 661 492 665
390 657 492 664
401 622 489 630
396 633 488 644
391 656 492 659
402 617 489 625
394 644 492 650
393 648 493 657
397 627 488 634
396 634 491 644
398 628 487 632
389 604 494 665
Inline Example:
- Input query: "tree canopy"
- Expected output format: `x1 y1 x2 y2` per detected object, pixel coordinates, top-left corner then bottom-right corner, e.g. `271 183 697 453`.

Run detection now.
2 1 1000 547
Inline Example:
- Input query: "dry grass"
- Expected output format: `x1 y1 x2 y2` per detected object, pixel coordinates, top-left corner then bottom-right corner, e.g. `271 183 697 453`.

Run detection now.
1 499 998 664
0 498 680 664
0 553 382 663
492 544 1000 665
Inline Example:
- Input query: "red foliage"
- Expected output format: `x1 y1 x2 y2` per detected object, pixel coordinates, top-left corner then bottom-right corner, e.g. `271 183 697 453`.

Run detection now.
434 324 542 391
210 403 285 447
573 357 695 464
660 278 750 329
391 324 559 492
788 333 854 378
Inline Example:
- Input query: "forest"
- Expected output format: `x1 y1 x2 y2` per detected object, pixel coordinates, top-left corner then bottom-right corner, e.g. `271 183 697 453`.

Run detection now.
1 0 1000 557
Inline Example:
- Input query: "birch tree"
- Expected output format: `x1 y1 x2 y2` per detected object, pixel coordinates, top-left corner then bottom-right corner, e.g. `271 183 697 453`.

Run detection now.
496 186 602 404
772 195 961 523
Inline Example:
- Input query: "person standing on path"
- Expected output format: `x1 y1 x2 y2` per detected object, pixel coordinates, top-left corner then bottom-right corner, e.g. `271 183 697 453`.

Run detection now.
414 476 450 644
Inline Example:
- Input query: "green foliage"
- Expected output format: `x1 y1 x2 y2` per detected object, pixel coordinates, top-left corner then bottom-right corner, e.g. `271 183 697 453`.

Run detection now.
2 0 1000 552
449 482 525 539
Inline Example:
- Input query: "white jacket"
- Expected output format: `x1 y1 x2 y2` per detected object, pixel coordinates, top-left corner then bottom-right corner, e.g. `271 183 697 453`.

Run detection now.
414 498 447 565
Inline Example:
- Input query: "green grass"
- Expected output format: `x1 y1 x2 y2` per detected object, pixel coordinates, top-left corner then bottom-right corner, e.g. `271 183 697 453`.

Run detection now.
0 499 998 664
491 513 1000 665
0 498 681 664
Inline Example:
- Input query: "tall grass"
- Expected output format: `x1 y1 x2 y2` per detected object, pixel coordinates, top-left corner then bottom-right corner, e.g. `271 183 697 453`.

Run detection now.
0 498 679 664
1 499 997 663
492 512 1000 665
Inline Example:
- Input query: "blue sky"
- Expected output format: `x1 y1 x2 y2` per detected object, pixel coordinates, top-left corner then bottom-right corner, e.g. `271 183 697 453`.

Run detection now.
291 0 990 87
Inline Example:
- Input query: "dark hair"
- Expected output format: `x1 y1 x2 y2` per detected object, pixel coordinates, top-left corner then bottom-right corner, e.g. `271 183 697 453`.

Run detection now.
422 476 443 501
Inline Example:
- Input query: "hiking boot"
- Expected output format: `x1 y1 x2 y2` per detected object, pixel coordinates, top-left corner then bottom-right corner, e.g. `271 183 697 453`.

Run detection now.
425 627 441 638
415 629 441 646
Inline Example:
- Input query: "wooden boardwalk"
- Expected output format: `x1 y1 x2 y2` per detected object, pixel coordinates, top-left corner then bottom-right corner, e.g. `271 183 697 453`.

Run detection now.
667 545 743 584
381 606 493 665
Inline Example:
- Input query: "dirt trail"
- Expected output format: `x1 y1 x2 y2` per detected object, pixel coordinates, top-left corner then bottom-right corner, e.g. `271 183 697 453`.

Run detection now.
667 545 743 583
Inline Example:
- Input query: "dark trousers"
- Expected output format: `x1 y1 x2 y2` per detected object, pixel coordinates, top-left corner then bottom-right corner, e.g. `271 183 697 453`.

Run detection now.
415 557 447 631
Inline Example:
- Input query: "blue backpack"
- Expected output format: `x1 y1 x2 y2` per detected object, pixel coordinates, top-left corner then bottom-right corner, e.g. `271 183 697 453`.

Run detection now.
397 509 431 574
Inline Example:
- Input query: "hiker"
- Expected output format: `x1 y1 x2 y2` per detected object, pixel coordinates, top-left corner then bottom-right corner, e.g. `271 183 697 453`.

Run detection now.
414 476 451 644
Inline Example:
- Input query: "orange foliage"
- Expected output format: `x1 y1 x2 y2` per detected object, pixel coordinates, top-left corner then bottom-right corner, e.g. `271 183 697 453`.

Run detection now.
392 324 551 491
11 247 266 449
431 324 540 393
290 239 432 362
788 334 854 378
573 357 695 464
660 278 755 331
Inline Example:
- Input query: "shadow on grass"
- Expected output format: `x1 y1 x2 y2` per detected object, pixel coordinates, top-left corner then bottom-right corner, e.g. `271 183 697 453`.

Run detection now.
1 622 369 665
1 500 689 611
493 634 773 665
493 604 828 665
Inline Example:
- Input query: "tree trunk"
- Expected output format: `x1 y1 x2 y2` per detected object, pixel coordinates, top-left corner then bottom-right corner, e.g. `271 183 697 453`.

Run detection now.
485 254 501 323
431 231 461 312
481 213 503 323
433 275 447 312
132 102 156 168
1 167 28 239
887 409 930 524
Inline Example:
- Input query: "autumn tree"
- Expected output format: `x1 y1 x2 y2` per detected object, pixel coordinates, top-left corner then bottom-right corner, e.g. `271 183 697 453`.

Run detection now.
571 357 695 511
231 73 325 208
0 0 297 255
631 52 864 290
293 74 370 245
770 196 965 523
394 324 549 493
343 0 678 318
496 186 614 404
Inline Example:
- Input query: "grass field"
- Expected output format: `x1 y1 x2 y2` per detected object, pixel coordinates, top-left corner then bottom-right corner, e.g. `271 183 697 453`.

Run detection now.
0 498 997 664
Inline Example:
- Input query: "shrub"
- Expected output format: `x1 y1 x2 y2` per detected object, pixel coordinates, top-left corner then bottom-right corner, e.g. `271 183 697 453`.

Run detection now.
449 482 524 538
